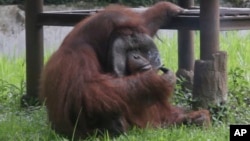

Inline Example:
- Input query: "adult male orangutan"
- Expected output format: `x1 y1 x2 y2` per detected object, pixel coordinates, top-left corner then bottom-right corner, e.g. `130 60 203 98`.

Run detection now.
39 1 210 139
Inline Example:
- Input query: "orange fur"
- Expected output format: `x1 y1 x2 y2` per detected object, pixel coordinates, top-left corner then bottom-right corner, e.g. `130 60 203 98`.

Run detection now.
39 2 210 139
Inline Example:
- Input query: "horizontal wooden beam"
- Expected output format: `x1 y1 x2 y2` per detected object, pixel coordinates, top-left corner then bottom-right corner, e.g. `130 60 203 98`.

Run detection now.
37 8 250 31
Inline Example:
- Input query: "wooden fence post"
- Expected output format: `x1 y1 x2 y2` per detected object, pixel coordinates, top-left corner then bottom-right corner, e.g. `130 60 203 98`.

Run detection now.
176 0 194 92
21 0 43 107
193 0 228 109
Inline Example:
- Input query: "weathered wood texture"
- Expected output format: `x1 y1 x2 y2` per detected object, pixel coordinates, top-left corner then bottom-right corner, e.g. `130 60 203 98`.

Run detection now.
193 51 228 109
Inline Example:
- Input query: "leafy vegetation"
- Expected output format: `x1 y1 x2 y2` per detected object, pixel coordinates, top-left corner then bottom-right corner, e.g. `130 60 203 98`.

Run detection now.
0 31 249 140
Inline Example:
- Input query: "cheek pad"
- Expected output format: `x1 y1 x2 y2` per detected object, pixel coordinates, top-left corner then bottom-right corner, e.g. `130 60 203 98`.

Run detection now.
108 33 162 77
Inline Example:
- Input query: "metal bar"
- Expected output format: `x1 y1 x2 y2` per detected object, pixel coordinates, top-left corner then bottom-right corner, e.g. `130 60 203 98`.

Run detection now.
160 16 200 30
37 12 250 31
42 9 100 14
38 12 202 29
200 0 220 60
37 13 90 26
221 16 250 30
42 7 250 13
40 7 250 17
23 0 43 105
177 0 194 71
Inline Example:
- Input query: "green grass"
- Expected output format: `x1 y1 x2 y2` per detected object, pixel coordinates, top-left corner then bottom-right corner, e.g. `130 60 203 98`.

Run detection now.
0 31 250 140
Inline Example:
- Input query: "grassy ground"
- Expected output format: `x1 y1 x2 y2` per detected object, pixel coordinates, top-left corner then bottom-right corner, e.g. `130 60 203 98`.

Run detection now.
0 31 249 140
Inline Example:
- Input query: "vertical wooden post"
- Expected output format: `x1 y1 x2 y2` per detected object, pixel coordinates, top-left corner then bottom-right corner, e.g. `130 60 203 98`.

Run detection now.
200 0 219 60
193 0 227 109
21 0 43 107
176 0 194 91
